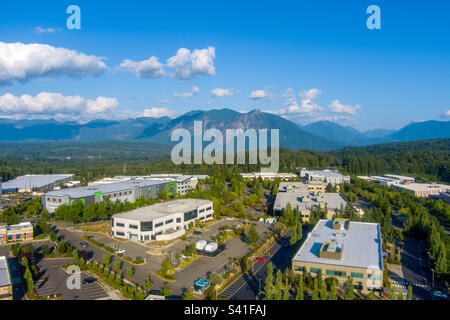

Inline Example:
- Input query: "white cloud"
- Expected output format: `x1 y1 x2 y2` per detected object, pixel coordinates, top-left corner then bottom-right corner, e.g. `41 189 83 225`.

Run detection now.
118 56 165 78
34 27 61 34
0 92 118 120
173 86 199 98
211 88 234 97
142 107 176 118
167 47 216 80
328 99 362 115
0 42 107 85
249 89 272 100
274 88 323 115
443 110 450 117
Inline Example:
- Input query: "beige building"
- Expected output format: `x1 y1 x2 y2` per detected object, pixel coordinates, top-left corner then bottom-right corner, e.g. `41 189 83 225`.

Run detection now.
240 172 298 181
292 219 383 294
0 222 34 244
0 256 12 300
392 183 449 198
273 192 348 222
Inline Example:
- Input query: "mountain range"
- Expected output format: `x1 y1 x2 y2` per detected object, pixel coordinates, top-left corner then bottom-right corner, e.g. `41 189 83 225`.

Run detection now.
0 109 449 151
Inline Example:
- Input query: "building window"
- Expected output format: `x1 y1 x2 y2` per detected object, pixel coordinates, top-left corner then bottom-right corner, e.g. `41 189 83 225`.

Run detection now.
176 218 181 223
368 274 380 280
326 270 347 277
206 214 212 218
199 208 205 213
165 219 173 225
140 221 153 232
116 232 125 237
116 223 125 228
184 209 198 222
129 224 138 229
155 222 164 228
294 266 305 272
206 206 212 211
351 272 364 279
309 268 321 274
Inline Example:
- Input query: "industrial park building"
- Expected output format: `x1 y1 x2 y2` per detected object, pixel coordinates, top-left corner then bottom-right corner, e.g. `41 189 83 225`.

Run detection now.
240 172 298 180
0 256 12 300
273 191 349 222
300 169 350 186
42 179 177 213
292 219 383 293
1 174 73 193
111 199 214 242
0 222 34 244
392 183 449 198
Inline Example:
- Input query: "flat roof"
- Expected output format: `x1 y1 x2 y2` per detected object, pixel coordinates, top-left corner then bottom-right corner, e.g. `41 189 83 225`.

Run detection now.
44 179 170 198
293 220 383 270
112 199 213 222
278 182 308 192
2 174 73 190
274 192 347 212
394 183 449 192
0 222 33 232
0 256 12 287
307 170 349 179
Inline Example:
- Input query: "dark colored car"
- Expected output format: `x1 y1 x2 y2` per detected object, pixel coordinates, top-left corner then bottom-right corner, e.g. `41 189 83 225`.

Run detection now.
193 231 202 235
80 241 88 248
82 277 97 284
282 240 290 248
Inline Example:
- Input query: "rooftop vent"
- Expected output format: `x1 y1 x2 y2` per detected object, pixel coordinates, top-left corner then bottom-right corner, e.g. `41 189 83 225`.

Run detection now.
319 241 343 260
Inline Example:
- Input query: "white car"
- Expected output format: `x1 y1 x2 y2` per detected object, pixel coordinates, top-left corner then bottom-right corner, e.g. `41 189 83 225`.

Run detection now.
225 217 234 221
115 249 126 254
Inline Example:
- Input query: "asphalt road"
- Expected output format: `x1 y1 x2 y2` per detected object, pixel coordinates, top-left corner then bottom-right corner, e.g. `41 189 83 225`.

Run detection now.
401 237 434 300
219 239 291 300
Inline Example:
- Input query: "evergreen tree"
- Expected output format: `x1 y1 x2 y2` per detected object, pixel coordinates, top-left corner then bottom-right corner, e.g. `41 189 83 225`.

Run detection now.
274 269 283 300
407 286 413 300
344 277 354 300
329 280 338 300
312 278 319 300
262 262 274 300
367 290 374 300
295 275 304 300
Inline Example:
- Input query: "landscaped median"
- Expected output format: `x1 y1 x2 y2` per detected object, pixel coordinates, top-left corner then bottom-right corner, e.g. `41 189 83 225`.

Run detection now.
81 235 146 265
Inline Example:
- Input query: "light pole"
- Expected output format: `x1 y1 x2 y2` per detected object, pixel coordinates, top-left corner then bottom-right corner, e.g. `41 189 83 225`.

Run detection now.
431 268 435 289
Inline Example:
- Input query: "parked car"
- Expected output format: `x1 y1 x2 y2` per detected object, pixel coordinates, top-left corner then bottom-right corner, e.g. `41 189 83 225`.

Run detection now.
432 290 448 300
256 257 267 262
225 217 234 221
80 241 89 248
193 231 202 235
82 277 97 284
282 241 290 248
115 249 126 254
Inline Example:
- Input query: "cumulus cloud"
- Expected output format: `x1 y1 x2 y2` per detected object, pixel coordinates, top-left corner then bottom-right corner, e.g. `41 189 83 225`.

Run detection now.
34 27 61 34
173 86 199 98
274 88 323 115
167 47 216 80
211 88 234 97
0 42 107 85
0 92 118 120
249 89 273 100
118 56 164 78
142 107 176 118
328 99 362 115
443 110 450 117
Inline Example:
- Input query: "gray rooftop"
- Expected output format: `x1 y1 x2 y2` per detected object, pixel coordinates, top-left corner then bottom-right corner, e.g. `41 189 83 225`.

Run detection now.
0 256 12 287
307 170 349 179
278 182 308 193
2 174 73 190
274 192 348 212
112 199 213 221
44 179 170 198
293 220 383 270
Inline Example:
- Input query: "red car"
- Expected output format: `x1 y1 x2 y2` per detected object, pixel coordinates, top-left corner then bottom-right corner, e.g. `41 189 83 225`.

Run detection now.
256 257 267 262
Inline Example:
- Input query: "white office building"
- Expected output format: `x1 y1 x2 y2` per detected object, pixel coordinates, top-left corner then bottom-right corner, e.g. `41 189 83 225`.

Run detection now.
111 199 214 242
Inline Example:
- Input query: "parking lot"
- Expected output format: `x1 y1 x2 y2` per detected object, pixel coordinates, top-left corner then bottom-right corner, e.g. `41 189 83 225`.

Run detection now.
35 259 109 300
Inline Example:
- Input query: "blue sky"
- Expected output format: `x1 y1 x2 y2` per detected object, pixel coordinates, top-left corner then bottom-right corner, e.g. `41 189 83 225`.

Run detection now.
0 0 449 131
